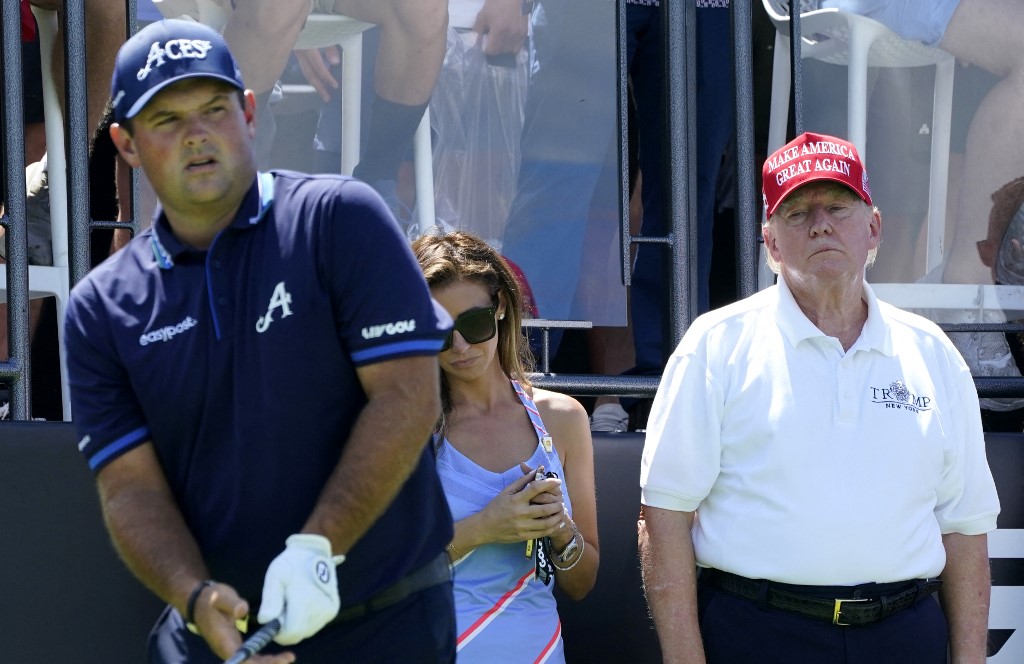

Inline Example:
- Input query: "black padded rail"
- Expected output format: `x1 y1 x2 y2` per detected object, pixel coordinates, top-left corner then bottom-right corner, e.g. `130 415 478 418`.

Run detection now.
557 432 662 663
0 422 163 662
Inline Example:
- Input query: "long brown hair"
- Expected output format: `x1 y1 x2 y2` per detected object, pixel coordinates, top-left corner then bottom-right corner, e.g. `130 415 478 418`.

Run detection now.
412 231 534 436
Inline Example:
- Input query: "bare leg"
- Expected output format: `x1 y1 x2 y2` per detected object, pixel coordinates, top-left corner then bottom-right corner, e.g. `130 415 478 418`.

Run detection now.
332 0 448 105
223 0 313 95
938 0 1024 284
30 0 126 142
25 123 46 164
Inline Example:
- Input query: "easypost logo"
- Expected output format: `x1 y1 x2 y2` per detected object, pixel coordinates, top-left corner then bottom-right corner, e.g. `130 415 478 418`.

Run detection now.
139 316 198 346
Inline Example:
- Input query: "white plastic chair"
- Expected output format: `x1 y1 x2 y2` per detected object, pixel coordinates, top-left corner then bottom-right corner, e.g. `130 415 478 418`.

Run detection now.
291 13 436 231
761 0 955 278
0 7 73 420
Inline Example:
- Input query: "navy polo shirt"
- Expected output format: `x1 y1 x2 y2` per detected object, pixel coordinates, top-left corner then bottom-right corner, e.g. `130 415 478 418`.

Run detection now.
65 171 453 609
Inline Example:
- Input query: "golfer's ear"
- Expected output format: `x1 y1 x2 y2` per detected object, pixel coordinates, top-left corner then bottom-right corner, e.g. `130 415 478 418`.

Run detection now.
243 90 257 134
110 123 141 169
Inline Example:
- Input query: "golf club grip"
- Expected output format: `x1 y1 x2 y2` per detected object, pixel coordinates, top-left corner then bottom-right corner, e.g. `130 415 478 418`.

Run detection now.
223 619 281 664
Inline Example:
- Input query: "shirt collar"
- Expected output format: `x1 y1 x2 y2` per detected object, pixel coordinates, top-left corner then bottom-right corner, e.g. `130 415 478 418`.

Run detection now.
775 274 893 355
150 172 275 269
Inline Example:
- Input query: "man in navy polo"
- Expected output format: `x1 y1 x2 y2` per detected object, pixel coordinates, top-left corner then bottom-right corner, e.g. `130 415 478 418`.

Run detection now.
64 19 456 663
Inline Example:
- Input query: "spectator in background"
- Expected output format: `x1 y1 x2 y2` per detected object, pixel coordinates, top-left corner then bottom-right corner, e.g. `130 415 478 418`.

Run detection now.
627 0 734 417
156 0 448 203
0 0 129 419
822 0 1024 425
16 0 46 164
823 0 1024 287
499 0 621 336
1 0 128 264
306 0 527 238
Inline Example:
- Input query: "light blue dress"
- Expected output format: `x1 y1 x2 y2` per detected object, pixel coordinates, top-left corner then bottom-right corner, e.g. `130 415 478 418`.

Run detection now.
436 380 573 663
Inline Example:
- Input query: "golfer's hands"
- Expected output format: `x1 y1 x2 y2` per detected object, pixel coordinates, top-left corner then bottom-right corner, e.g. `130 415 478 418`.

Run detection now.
258 534 345 645
477 465 564 544
190 582 295 663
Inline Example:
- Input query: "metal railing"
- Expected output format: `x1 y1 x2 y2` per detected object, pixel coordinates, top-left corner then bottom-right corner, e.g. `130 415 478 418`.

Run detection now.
3 0 1021 420
1 0 140 420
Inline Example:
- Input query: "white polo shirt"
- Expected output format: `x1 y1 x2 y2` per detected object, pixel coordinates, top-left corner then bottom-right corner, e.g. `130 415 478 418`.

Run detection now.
641 276 1000 585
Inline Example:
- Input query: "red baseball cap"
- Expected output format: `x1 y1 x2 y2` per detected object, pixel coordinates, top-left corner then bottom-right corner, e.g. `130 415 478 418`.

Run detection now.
762 132 872 218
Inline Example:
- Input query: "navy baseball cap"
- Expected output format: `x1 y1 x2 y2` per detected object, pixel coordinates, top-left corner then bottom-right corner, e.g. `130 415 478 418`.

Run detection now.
111 19 245 123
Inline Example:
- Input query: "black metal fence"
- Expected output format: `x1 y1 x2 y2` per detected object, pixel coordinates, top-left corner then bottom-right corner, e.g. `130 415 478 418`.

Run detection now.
3 0 1023 420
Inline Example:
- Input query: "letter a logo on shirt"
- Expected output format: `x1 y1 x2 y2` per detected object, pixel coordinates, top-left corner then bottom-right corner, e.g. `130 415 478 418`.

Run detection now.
256 281 293 333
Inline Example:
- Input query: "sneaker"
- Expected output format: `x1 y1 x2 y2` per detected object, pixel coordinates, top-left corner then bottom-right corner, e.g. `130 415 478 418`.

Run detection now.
590 402 629 433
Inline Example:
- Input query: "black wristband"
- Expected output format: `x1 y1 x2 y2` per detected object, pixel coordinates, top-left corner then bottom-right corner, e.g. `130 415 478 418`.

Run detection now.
185 579 215 630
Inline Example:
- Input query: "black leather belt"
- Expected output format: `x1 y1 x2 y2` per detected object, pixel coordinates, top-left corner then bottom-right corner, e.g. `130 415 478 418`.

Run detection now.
700 568 942 626
332 552 452 623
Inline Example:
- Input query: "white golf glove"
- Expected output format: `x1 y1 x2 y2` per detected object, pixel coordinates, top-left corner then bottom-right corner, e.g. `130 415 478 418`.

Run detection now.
257 534 346 645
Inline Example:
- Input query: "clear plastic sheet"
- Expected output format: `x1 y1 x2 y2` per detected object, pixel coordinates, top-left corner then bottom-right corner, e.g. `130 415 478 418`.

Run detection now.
429 28 529 248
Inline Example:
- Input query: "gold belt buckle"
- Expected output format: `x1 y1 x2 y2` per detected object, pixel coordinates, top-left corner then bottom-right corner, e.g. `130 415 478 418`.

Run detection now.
832 598 868 626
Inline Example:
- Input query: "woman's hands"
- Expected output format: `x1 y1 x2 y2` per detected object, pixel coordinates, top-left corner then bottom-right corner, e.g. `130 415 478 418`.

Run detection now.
521 463 578 552
473 464 565 545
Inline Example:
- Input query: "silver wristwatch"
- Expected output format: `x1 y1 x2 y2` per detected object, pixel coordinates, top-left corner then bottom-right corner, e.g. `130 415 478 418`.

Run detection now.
556 532 579 563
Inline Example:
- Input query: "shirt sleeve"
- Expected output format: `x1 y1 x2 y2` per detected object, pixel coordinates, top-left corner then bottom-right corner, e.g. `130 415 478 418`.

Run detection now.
316 178 452 366
934 350 1001 535
640 333 723 512
64 277 151 473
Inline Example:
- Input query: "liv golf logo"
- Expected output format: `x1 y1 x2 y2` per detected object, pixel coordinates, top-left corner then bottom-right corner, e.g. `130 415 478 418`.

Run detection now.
870 379 932 413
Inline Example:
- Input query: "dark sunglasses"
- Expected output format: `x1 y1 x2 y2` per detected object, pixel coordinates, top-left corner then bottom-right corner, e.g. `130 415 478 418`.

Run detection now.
441 306 498 352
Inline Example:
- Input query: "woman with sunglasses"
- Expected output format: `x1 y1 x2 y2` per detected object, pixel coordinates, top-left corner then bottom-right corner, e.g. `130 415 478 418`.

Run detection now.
413 231 599 663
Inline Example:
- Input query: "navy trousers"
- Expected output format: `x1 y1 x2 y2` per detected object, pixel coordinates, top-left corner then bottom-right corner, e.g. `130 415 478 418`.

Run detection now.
697 581 949 664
